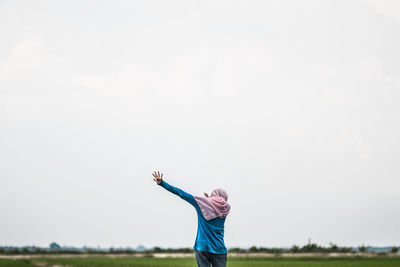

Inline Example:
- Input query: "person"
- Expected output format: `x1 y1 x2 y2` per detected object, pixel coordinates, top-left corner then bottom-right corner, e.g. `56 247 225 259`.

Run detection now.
152 171 231 267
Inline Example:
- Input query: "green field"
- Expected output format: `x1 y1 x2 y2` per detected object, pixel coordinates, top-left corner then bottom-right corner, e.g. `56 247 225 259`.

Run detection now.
1 257 400 267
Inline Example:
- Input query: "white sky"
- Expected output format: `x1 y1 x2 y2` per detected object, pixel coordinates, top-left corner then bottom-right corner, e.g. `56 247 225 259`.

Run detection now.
1 0 400 248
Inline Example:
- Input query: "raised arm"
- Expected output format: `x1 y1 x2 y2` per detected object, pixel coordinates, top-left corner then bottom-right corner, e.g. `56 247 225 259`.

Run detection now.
152 171 197 207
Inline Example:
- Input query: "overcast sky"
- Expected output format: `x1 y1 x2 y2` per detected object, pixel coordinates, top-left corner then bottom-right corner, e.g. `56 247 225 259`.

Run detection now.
1 0 400 249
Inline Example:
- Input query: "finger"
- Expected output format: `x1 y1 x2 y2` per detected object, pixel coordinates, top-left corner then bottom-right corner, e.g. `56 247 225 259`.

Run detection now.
161 173 163 178
152 173 156 178
158 171 160 177
153 178 156 182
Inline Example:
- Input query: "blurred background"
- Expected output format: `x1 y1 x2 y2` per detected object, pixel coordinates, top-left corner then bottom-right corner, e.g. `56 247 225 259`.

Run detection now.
1 0 399 250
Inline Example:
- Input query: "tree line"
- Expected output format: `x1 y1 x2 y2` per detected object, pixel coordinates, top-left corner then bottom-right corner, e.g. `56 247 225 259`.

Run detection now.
0 243 398 255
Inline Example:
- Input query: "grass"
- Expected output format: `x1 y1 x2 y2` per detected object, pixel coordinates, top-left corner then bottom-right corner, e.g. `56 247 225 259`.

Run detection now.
0 258 33 266
1 256 400 267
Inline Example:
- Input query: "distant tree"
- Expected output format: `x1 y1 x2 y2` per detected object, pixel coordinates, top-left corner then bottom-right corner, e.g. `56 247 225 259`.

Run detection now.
358 245 366 252
153 247 162 252
269 248 284 254
249 246 258 252
391 247 398 253
229 248 244 253
34 248 45 254
11 248 20 255
301 243 320 252
290 245 300 253
338 246 353 253
49 242 61 250
329 243 338 252
258 247 268 252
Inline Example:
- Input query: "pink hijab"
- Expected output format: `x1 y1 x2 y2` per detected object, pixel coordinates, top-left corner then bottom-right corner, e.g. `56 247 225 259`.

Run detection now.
194 188 231 220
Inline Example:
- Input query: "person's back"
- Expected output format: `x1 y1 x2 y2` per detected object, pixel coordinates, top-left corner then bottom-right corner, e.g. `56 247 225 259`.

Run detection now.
193 194 226 254
152 171 230 267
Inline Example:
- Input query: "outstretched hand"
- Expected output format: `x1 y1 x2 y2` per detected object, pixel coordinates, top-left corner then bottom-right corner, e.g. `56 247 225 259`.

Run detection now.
152 171 163 184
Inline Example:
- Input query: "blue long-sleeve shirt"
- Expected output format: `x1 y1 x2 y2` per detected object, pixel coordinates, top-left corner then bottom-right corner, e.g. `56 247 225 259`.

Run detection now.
158 180 227 254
